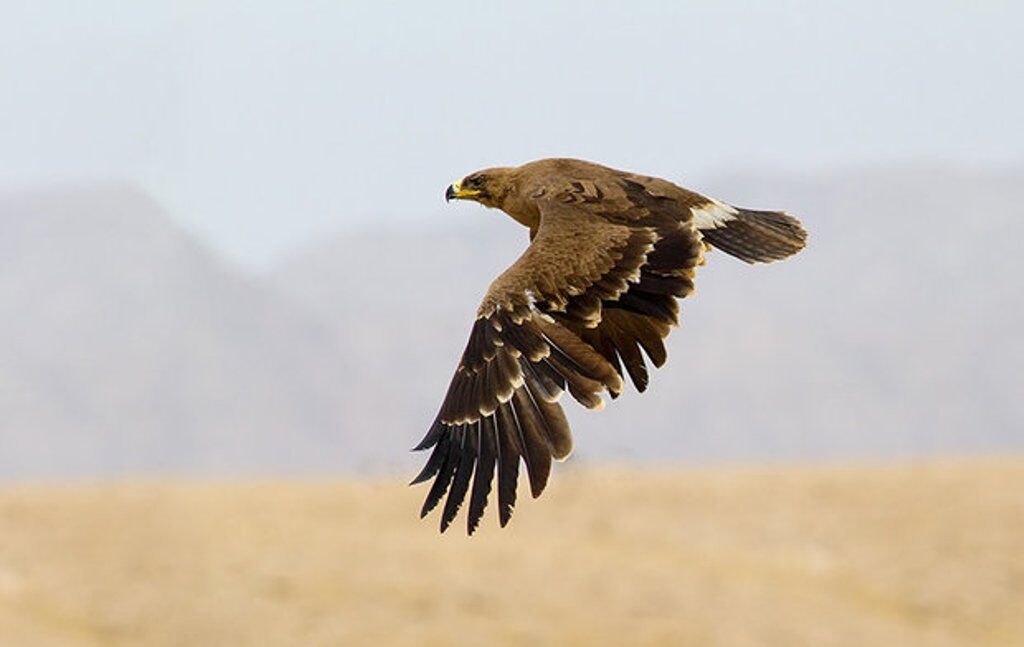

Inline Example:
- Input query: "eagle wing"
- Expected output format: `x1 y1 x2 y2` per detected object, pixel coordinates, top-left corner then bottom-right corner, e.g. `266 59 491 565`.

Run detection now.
545 175 707 392
413 174 706 534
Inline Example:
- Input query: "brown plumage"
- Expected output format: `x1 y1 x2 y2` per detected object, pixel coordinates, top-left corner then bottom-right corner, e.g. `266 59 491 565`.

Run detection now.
415 158 807 534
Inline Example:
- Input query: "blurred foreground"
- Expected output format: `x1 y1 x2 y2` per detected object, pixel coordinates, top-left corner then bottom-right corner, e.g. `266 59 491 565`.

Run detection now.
1 459 1022 646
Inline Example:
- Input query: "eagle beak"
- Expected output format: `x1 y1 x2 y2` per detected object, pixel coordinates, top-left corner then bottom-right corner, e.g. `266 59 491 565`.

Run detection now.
445 180 480 203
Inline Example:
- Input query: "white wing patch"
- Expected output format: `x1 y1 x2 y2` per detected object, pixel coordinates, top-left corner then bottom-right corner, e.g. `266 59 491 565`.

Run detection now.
691 199 739 230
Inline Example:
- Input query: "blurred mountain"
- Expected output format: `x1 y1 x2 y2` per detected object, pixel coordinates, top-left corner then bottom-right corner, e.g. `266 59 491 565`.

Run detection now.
272 165 1024 466
269 217 527 465
2 167 1021 479
0 184 356 477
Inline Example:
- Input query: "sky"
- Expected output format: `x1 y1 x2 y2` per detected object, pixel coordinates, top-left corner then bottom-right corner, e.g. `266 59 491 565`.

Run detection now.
2 1 1022 267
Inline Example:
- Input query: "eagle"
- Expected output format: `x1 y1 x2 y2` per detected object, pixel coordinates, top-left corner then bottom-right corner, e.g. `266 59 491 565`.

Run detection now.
412 158 806 534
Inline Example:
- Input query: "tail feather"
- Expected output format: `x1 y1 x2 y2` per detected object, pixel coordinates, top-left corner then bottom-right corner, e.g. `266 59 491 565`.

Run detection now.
698 205 807 264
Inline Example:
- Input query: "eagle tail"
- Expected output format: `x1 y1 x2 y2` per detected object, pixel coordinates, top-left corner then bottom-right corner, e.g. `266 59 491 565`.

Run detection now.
699 207 807 264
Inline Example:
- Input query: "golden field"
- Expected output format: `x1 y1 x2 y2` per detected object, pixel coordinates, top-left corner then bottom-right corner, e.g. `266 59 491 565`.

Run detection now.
1 459 1022 646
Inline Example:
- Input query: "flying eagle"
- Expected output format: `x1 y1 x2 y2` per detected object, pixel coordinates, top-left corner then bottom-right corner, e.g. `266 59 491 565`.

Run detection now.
412 158 806 534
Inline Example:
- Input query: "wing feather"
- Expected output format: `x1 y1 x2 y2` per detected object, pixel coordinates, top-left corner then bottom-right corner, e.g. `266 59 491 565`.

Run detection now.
440 428 475 533
495 407 520 527
419 435 459 519
467 417 497 534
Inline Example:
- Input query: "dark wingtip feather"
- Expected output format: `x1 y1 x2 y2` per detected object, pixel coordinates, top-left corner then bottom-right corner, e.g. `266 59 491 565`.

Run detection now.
495 406 520 527
440 432 475 533
498 395 550 501
419 436 458 518
617 339 649 392
467 418 497 535
410 434 448 485
412 419 445 451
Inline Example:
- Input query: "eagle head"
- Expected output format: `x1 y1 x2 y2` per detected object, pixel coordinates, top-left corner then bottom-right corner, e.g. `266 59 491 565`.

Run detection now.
445 168 516 210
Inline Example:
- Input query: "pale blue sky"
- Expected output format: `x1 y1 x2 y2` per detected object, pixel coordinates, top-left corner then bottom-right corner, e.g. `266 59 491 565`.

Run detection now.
2 1 1021 266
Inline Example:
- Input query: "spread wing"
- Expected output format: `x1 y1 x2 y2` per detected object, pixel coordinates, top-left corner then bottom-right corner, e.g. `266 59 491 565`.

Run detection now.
412 175 706 534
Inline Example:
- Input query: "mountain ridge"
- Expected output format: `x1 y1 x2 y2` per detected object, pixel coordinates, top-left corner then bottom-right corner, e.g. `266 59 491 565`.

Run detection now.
2 164 1021 478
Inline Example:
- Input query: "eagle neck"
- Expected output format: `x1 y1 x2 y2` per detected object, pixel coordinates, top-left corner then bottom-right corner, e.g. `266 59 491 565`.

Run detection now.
501 197 540 232
497 173 541 233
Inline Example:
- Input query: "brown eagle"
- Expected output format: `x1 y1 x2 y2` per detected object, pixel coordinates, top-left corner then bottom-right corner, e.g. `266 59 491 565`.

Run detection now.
412 158 806 533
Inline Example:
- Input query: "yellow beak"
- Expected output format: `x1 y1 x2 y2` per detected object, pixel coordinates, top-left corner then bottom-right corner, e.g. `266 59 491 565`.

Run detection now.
445 180 481 202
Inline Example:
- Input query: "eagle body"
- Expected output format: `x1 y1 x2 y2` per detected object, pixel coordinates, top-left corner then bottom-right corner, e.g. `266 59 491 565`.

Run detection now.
417 158 807 533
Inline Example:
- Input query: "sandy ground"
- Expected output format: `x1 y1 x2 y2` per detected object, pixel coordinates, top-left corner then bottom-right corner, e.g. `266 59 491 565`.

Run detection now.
0 459 1022 646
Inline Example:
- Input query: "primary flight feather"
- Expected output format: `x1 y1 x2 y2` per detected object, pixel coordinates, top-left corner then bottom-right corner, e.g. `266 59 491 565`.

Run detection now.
413 158 807 534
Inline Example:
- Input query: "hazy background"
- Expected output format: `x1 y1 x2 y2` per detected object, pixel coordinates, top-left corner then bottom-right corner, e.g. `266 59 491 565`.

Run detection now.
1 1 1021 478
3 3 1024 645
